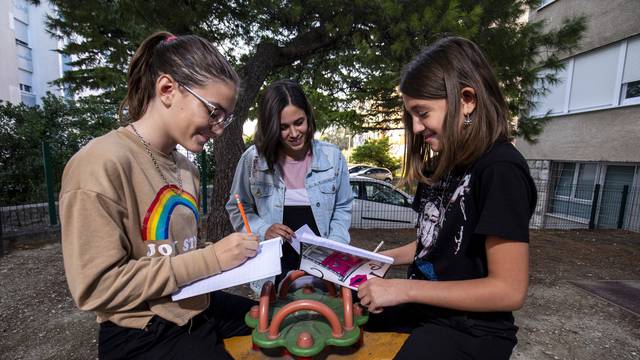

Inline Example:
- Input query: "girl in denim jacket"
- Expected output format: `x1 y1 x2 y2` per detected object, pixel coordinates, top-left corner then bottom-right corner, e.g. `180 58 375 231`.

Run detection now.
226 80 352 286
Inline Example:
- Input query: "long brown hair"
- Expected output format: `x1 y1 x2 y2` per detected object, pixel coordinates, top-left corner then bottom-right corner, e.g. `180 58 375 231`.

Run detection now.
254 80 317 170
118 31 239 123
401 36 511 185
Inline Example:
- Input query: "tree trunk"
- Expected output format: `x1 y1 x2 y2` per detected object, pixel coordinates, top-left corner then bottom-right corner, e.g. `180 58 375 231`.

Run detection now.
205 43 280 242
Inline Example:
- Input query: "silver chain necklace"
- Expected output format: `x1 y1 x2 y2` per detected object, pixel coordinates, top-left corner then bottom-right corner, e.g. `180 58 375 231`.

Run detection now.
129 123 183 193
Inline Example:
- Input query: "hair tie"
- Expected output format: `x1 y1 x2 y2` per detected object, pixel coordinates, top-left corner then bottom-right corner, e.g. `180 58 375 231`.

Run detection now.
164 35 177 43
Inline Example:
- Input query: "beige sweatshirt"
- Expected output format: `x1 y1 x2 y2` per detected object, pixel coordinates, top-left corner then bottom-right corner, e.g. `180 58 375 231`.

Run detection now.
60 127 222 329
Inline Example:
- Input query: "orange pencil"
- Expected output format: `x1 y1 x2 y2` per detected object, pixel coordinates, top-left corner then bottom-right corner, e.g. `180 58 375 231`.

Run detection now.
234 194 252 234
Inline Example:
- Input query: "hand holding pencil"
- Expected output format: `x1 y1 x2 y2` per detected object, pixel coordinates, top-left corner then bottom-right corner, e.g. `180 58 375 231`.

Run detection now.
208 195 258 271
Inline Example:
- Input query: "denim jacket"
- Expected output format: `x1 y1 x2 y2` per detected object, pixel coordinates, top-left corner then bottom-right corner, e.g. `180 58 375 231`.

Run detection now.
226 140 352 243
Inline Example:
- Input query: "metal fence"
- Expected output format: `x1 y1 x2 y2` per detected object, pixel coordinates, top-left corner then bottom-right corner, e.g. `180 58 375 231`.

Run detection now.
1 183 638 249
532 184 640 231
0 202 60 237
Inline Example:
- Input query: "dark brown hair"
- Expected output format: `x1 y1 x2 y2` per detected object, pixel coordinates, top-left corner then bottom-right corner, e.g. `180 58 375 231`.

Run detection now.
254 80 317 170
118 31 239 123
400 36 511 185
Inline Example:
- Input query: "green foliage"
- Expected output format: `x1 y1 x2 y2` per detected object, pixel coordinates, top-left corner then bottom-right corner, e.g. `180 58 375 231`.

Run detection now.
243 134 255 149
320 127 351 151
350 137 401 173
42 0 585 140
0 95 118 204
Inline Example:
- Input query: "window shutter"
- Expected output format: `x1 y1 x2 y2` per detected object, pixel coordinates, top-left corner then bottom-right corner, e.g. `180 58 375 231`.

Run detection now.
569 44 619 111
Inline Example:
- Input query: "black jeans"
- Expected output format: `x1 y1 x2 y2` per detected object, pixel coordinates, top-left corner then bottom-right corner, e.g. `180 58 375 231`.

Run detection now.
365 304 516 360
98 292 256 360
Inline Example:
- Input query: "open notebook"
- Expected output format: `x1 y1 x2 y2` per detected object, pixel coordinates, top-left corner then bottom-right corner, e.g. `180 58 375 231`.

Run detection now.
172 237 283 301
295 225 394 290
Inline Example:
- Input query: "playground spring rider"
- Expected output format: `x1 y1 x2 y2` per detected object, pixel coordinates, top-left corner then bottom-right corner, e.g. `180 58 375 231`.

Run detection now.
244 270 369 359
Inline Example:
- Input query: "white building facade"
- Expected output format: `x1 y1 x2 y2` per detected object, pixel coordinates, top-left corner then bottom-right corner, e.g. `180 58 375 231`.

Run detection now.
0 0 68 106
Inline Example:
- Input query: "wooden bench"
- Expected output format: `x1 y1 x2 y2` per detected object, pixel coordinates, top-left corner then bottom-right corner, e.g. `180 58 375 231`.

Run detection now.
224 332 408 359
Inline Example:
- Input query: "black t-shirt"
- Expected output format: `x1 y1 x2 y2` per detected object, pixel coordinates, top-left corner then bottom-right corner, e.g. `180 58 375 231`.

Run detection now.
407 140 537 339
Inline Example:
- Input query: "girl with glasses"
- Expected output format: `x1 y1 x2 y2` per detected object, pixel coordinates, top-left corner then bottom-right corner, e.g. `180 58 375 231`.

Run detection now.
226 79 353 290
59 31 259 359
356 37 537 359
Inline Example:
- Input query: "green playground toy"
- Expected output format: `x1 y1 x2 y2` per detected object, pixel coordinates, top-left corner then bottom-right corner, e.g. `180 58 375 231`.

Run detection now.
244 270 369 359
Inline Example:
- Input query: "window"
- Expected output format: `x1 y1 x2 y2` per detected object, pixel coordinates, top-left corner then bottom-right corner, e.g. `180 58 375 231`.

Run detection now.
549 162 597 220
531 35 640 116
597 166 636 229
575 164 597 200
12 0 29 22
16 40 33 72
621 37 640 105
569 44 619 111
14 20 28 44
21 93 36 107
351 183 361 199
364 182 408 207
349 165 371 174
19 83 32 93
18 69 32 87
623 81 640 100
532 65 569 116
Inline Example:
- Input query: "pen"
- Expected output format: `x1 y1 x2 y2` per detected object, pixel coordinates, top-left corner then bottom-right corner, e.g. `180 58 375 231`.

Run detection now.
373 241 384 253
234 194 252 234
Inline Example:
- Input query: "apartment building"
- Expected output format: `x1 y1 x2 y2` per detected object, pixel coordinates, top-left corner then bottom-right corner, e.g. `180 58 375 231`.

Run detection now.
0 0 68 106
518 0 640 231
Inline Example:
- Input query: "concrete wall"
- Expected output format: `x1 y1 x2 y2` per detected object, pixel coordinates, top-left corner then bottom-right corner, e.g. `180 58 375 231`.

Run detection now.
530 0 640 58
517 105 640 162
527 160 551 229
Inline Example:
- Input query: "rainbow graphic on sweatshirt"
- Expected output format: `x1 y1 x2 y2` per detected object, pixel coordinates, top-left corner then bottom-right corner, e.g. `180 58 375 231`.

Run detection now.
142 185 199 241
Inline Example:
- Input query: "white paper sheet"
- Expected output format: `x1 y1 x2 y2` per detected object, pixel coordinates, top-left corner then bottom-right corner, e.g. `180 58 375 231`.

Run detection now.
295 225 393 263
291 225 308 254
171 237 283 301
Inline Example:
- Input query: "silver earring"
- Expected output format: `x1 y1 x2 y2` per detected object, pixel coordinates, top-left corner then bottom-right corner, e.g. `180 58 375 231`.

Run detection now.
463 113 472 127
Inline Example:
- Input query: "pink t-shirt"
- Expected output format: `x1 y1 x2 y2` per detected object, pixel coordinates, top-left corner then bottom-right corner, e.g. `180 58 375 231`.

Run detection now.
278 151 312 206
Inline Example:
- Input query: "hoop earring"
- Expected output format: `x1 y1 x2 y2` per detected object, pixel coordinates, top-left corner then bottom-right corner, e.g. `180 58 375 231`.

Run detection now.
463 113 472 127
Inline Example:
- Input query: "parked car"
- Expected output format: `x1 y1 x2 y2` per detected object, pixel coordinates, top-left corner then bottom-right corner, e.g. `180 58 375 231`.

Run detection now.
351 166 393 182
349 176 417 229
348 164 372 174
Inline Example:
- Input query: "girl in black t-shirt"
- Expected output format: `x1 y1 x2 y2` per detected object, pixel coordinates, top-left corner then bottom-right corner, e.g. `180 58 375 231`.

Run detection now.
357 36 537 360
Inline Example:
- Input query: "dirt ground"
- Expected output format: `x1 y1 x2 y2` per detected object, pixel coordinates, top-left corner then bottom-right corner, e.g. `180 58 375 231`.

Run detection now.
0 229 639 360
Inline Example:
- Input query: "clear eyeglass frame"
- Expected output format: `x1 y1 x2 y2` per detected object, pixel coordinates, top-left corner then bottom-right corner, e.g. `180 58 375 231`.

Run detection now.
180 83 234 128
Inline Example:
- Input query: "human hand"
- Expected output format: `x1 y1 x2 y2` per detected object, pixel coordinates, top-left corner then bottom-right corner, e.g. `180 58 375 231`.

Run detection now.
212 232 259 271
265 224 295 241
357 278 406 313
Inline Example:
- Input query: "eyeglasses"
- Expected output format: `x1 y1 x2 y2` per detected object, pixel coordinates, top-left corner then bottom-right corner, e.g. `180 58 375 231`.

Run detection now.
180 83 234 128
